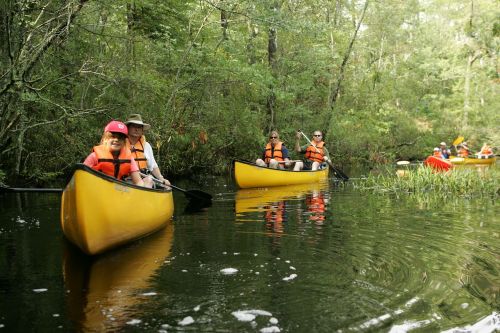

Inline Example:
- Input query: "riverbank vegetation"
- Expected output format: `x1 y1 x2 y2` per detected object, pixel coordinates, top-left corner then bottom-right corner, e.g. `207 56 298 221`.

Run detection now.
354 167 500 198
1 1 498 183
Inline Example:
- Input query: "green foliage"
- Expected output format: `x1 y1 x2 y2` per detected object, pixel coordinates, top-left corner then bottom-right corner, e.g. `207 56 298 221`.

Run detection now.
0 0 498 182
355 166 499 198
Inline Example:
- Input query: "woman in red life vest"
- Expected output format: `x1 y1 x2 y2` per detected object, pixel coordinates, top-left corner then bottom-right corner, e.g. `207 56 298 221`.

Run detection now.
83 120 145 187
255 130 291 169
293 130 331 171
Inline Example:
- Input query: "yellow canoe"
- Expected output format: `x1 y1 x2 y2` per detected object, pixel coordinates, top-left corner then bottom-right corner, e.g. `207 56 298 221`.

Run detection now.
234 159 329 188
236 182 328 215
449 155 497 165
63 223 174 331
61 164 174 255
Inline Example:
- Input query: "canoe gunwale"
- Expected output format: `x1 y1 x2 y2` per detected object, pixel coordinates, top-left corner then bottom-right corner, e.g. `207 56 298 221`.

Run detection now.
68 164 172 193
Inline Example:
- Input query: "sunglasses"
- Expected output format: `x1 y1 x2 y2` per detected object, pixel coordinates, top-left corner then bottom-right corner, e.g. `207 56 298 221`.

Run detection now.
269 136 278 139
110 132 127 140
313 134 322 137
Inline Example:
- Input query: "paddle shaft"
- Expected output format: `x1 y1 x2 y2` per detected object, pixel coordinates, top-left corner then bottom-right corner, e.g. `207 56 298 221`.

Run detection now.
139 173 212 202
0 186 63 193
298 131 349 181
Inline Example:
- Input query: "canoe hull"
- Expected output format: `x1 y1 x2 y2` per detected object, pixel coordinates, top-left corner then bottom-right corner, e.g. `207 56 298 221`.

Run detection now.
424 156 453 171
449 155 497 165
234 160 328 188
61 164 174 255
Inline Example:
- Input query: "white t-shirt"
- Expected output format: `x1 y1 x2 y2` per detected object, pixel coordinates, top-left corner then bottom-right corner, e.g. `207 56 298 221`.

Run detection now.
142 141 159 171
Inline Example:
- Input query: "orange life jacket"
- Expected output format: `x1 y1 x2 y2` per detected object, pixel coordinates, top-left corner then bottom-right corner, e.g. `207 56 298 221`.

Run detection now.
127 136 148 170
480 146 493 155
92 145 132 179
305 141 325 163
264 141 284 163
458 147 469 157
306 194 325 222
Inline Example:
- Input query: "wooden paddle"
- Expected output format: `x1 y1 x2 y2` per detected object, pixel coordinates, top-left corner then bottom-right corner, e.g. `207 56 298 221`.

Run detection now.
0 185 63 193
139 173 212 203
297 130 349 181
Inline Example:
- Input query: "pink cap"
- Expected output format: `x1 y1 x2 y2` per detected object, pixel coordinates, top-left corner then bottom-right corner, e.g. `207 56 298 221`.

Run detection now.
104 120 128 135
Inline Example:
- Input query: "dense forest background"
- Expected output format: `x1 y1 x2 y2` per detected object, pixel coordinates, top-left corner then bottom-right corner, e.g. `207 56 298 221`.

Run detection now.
0 0 498 183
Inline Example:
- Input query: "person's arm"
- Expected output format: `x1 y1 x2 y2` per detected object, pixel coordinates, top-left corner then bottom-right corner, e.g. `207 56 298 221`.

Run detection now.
144 142 170 185
151 167 170 185
282 145 291 167
322 147 331 162
83 153 98 167
130 171 145 186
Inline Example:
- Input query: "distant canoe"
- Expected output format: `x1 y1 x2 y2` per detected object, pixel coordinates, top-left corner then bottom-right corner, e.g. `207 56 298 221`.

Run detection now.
449 155 497 165
61 164 174 255
234 159 328 188
424 156 453 171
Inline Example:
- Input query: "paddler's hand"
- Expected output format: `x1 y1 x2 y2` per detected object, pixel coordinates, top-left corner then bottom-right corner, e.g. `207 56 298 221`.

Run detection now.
323 156 330 162
296 131 302 140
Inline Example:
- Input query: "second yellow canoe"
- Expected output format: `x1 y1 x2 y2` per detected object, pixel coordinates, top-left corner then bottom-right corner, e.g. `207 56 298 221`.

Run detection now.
234 159 328 188
449 155 497 165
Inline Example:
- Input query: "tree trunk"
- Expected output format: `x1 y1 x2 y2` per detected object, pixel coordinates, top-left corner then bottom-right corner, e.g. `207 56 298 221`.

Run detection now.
328 0 369 112
267 27 278 132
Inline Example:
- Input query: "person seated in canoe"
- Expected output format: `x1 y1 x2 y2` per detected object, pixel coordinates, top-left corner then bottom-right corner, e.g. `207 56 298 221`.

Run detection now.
439 142 451 159
293 130 331 171
433 147 444 158
83 120 145 187
477 143 493 157
255 130 292 169
457 142 470 157
125 114 171 188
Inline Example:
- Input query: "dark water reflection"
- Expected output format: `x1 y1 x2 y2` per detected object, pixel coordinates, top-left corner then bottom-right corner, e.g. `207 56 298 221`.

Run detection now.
0 177 499 332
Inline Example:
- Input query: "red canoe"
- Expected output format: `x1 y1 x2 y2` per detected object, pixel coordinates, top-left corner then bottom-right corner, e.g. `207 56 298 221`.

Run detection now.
424 156 453 171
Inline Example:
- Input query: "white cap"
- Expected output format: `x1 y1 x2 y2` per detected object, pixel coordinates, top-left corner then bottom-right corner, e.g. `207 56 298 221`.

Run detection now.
434 147 440 151
440 142 446 146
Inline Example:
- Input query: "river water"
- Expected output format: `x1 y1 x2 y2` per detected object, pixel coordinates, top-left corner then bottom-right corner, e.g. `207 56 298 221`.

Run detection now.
0 175 499 332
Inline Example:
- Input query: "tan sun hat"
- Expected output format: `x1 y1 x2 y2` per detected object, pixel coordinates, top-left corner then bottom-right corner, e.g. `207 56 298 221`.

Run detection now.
125 114 151 131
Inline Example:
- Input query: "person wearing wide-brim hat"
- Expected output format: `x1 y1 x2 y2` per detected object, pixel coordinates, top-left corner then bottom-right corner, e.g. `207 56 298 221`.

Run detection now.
457 142 470 158
439 141 451 159
125 114 170 187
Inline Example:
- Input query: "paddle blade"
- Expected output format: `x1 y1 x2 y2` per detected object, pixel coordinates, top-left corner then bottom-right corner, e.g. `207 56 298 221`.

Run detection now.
452 136 464 146
186 189 213 202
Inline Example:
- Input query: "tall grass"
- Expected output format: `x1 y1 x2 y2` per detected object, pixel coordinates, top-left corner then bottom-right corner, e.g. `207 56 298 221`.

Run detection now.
354 166 499 199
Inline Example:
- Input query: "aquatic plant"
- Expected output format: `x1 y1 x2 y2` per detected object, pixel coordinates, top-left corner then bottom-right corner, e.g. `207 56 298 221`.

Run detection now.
354 165 499 198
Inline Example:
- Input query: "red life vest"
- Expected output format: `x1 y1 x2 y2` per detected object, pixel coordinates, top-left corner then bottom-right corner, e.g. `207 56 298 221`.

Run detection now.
305 141 325 163
264 141 284 163
92 145 132 179
126 136 148 170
